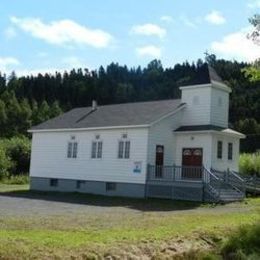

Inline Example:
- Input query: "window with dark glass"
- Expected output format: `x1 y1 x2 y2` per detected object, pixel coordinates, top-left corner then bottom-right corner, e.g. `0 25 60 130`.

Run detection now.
50 179 58 187
106 182 116 191
118 140 130 159
76 180 85 189
217 141 222 159
67 141 78 158
91 141 102 158
228 143 233 160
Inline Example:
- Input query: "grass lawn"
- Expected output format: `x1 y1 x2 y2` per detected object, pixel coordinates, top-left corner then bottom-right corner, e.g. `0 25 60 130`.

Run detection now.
0 184 259 259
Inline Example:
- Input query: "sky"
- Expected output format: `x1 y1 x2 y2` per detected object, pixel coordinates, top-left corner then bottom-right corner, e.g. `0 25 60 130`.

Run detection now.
0 0 260 76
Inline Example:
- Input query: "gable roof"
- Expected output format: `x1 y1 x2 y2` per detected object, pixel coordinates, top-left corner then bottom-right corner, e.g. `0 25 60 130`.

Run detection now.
30 99 184 131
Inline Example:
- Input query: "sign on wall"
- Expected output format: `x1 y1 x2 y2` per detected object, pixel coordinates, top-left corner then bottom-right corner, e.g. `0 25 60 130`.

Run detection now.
133 161 142 173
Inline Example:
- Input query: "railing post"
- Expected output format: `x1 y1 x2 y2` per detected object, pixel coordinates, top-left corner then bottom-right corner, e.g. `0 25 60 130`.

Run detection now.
173 164 175 181
226 168 230 183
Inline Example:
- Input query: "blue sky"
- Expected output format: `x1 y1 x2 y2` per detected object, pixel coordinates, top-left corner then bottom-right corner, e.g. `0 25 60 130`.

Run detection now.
0 0 260 75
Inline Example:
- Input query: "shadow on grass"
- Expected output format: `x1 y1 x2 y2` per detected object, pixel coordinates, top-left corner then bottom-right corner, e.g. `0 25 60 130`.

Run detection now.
0 189 206 212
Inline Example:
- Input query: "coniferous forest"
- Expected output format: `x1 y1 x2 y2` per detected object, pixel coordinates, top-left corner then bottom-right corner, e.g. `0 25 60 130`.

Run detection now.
0 55 259 140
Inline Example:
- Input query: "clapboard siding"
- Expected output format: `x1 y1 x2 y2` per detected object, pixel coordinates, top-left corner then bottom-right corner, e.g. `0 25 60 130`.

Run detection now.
211 134 240 172
147 110 183 165
210 87 229 127
30 128 149 184
181 86 211 126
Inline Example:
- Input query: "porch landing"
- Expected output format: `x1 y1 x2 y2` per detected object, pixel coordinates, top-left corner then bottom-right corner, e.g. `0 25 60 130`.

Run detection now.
146 165 245 202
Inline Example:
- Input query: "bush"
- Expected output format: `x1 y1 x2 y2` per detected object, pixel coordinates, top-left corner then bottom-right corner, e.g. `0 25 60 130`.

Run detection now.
0 136 31 175
1 174 29 184
221 222 260 259
239 153 260 177
0 147 13 179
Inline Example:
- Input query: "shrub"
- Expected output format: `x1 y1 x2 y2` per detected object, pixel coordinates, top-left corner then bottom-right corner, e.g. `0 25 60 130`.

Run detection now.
1 174 29 184
221 222 260 259
1 136 31 175
239 153 260 177
0 147 13 179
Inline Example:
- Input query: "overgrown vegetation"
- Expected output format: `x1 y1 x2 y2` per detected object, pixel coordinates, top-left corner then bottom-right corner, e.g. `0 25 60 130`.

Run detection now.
0 136 30 181
221 222 260 259
239 153 260 177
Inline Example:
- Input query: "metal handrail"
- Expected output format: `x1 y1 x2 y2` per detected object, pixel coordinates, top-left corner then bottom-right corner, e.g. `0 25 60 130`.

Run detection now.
203 167 219 181
203 167 221 200
230 170 245 182
229 170 246 194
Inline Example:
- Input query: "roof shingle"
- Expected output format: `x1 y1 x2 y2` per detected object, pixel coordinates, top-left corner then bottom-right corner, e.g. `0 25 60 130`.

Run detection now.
31 99 184 130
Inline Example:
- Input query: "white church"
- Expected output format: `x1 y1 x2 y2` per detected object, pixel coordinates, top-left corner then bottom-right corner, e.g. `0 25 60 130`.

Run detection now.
28 66 245 202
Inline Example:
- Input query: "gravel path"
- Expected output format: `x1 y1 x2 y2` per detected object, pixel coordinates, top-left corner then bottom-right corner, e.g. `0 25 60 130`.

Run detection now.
0 190 254 217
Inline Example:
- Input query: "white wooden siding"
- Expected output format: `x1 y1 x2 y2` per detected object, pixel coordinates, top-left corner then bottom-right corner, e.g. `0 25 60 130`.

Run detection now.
30 128 149 184
175 133 213 168
210 87 229 127
181 87 212 126
211 134 240 172
147 110 183 165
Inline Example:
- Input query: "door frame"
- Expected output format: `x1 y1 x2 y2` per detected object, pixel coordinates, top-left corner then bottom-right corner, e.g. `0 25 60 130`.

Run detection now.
181 148 203 179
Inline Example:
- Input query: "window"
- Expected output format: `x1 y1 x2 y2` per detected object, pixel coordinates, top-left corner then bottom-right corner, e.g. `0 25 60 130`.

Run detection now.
67 141 78 158
217 141 222 159
228 143 233 160
118 140 130 159
50 179 58 187
106 182 116 191
91 141 103 158
76 180 85 189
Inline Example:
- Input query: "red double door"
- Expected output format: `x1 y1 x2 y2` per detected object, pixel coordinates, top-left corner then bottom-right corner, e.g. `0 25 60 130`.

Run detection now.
182 148 203 179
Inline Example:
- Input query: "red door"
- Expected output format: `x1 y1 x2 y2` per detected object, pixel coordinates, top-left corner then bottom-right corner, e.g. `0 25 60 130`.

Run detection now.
182 148 203 179
155 145 164 178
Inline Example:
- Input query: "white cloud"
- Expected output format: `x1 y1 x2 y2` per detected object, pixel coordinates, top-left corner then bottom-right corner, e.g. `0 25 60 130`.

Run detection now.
130 23 166 38
15 68 63 76
4 27 17 39
14 56 91 76
0 57 20 72
247 0 260 9
160 15 173 23
10 16 113 48
180 15 197 29
211 27 260 62
205 11 226 25
136 45 161 58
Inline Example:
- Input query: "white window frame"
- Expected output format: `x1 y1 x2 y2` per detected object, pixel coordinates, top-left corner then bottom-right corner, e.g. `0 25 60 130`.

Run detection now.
91 140 103 159
67 141 78 159
118 139 131 159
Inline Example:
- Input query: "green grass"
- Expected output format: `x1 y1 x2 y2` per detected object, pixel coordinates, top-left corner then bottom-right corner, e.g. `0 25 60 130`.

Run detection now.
221 222 260 259
0 185 259 259
0 183 29 192
0 174 29 184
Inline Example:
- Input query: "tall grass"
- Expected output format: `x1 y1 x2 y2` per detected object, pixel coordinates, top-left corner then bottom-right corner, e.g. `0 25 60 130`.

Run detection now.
221 222 260 259
239 153 260 176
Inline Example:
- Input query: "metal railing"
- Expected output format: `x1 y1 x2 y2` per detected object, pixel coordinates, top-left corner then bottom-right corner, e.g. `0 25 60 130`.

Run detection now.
203 167 221 200
229 170 246 195
147 164 204 182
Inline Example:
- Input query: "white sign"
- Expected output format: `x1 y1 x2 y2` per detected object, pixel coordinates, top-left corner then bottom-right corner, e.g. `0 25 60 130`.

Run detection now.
133 161 142 174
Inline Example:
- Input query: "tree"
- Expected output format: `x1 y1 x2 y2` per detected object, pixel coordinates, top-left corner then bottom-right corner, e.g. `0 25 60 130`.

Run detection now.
248 14 260 45
0 100 7 136
49 100 63 118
